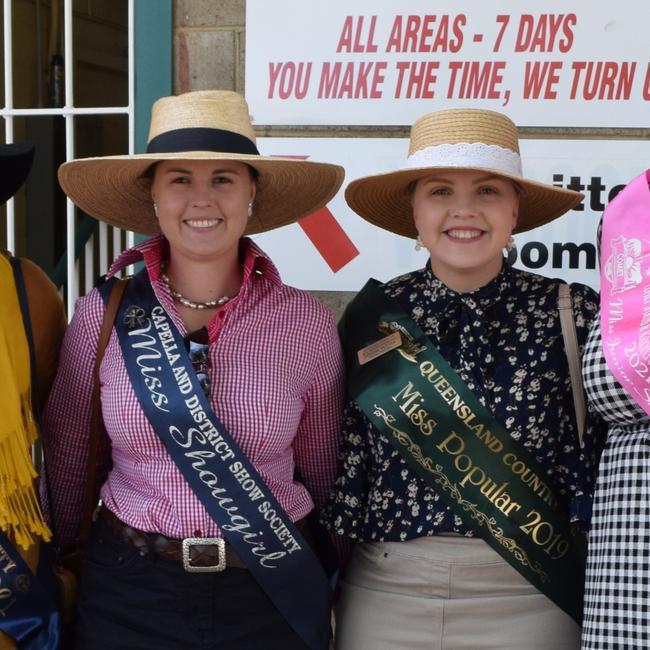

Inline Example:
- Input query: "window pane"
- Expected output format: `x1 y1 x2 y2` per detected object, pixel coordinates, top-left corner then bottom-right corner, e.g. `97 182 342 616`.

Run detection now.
74 0 129 107
0 1 128 109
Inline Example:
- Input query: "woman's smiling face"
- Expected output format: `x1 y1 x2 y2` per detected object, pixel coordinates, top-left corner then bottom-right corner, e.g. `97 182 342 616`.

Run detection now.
151 159 256 264
412 169 519 291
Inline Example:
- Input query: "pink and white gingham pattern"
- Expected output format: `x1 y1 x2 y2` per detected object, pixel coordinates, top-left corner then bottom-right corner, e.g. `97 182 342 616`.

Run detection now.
42 236 345 549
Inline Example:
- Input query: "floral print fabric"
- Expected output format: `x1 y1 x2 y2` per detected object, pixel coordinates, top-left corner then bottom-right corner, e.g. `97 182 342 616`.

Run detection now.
322 262 603 542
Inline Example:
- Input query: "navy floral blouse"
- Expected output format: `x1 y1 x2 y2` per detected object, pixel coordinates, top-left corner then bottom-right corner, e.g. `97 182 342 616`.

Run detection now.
321 262 604 543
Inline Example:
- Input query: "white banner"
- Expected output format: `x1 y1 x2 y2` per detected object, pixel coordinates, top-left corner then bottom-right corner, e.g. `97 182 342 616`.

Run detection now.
250 139 650 291
246 0 650 127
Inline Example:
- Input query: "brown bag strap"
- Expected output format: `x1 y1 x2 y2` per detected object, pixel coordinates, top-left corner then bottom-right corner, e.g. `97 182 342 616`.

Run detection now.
77 278 129 545
557 283 586 448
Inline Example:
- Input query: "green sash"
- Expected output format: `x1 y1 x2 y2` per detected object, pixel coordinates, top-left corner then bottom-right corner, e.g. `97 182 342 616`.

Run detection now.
343 279 585 624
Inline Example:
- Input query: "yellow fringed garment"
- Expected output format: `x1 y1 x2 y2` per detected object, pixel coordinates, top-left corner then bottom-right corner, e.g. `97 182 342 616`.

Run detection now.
0 255 51 549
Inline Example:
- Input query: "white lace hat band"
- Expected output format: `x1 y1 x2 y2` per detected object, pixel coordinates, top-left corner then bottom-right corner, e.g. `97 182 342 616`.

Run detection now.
406 142 523 176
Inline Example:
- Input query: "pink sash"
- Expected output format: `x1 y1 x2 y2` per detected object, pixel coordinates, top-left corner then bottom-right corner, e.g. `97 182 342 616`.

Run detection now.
600 169 650 416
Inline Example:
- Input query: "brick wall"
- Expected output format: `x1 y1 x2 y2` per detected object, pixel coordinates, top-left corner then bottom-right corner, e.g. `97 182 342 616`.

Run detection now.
174 0 245 95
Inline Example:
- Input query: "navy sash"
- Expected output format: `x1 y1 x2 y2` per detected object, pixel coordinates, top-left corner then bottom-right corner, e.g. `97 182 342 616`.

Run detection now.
0 529 59 649
100 270 331 650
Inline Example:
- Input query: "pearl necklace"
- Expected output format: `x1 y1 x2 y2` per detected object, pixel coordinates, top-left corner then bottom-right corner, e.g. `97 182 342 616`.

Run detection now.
160 266 235 310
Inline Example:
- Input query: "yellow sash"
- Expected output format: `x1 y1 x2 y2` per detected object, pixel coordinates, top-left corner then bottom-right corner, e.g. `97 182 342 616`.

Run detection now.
0 255 50 549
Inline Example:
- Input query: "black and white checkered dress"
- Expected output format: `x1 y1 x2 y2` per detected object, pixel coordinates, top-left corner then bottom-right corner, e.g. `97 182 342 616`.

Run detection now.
582 319 650 649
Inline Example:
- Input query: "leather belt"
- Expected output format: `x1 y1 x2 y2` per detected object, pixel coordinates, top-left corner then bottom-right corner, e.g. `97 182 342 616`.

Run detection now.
101 507 246 573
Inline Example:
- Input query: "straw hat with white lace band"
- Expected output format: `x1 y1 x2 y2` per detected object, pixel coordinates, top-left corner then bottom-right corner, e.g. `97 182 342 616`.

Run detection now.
344 108 584 238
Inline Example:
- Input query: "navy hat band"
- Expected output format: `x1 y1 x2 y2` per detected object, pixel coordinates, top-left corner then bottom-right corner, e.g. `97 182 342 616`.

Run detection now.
146 127 260 156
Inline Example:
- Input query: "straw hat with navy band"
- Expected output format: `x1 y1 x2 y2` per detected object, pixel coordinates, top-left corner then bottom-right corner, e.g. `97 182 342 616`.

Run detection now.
345 108 584 238
58 90 345 235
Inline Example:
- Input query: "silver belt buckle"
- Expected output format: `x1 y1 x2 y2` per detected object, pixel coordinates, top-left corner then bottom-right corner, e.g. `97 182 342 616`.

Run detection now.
181 537 226 573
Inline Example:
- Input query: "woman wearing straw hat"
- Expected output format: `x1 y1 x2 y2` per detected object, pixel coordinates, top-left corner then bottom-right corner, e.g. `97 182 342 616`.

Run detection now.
321 108 604 649
41 90 345 650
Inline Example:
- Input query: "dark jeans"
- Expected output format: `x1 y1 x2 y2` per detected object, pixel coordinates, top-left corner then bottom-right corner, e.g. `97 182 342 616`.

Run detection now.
74 516 311 649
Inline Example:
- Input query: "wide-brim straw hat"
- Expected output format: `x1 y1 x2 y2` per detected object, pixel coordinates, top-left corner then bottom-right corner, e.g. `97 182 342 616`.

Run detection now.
0 142 34 204
58 90 344 235
345 108 583 237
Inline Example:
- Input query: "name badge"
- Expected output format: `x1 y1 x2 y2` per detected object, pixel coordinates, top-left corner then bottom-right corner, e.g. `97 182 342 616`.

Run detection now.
357 331 402 365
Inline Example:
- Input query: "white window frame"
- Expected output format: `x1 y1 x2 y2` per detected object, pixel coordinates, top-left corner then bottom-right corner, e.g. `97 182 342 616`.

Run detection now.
1 0 135 314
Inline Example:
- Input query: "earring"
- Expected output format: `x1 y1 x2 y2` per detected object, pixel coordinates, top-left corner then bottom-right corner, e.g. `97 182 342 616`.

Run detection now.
505 235 517 265
153 202 159 218
414 235 423 252
247 202 253 218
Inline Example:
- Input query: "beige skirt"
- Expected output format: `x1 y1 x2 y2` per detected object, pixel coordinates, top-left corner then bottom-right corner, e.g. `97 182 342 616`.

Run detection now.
334 536 580 650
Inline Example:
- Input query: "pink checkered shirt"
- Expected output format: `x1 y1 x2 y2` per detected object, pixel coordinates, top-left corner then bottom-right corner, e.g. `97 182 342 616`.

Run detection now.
42 236 345 549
